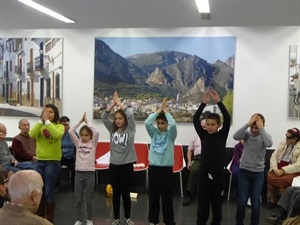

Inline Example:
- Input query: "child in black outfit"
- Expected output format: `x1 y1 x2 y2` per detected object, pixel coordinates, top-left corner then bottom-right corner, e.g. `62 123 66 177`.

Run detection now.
193 90 231 225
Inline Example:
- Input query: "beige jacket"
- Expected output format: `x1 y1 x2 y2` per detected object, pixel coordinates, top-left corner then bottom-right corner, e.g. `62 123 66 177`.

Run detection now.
269 140 300 174
0 202 53 225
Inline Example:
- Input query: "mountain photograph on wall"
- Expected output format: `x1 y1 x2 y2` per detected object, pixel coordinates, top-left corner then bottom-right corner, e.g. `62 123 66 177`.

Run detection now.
94 37 236 122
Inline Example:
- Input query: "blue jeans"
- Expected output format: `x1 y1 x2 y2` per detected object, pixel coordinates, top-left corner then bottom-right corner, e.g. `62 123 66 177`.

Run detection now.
35 160 61 203
236 169 264 225
3 161 34 173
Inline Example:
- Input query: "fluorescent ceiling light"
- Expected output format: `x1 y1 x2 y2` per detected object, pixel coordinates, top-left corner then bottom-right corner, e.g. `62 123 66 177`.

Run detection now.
195 0 210 13
18 0 75 23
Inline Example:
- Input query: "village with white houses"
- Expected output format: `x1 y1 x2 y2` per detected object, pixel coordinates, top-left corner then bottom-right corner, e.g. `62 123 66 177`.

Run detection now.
93 95 221 122
0 38 63 116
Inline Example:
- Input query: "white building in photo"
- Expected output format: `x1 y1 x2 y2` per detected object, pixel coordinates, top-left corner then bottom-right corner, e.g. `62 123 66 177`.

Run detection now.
0 38 63 115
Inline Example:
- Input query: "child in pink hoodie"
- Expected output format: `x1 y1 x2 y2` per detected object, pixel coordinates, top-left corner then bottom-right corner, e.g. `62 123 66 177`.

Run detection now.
68 112 99 225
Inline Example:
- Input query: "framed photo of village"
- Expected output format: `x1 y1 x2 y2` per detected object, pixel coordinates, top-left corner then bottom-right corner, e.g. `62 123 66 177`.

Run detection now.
0 38 63 117
288 45 300 118
93 37 236 122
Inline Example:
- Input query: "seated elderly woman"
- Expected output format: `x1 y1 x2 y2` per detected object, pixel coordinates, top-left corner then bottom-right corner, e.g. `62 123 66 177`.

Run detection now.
267 128 300 208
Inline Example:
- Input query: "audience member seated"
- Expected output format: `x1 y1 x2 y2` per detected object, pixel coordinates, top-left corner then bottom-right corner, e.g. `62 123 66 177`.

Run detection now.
0 166 10 208
12 119 36 162
267 128 300 208
182 119 206 206
0 170 53 225
266 186 300 225
58 116 76 190
0 123 34 173
230 140 244 201
282 215 300 225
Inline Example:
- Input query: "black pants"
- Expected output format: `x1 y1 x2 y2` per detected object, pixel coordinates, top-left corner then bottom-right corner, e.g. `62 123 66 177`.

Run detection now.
61 157 76 185
109 163 133 219
148 165 176 225
196 171 224 225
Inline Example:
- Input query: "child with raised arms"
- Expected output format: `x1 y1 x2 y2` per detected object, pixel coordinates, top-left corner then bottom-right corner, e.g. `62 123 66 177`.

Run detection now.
193 90 231 225
102 91 137 225
69 112 99 225
145 97 177 225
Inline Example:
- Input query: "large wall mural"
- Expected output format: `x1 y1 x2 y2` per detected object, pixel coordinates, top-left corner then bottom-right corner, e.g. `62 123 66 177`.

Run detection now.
93 37 236 122
0 38 63 117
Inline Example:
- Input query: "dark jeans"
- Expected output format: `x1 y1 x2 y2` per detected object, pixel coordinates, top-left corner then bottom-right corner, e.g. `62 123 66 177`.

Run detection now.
231 164 240 201
60 157 76 185
235 169 264 225
278 186 300 218
35 160 61 203
148 166 175 225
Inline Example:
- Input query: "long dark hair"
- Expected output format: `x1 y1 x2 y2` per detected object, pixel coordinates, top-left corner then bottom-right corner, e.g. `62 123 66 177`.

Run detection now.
111 109 128 133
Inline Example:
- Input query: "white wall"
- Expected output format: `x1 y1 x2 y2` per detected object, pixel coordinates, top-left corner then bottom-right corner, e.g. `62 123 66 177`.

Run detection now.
1 27 299 148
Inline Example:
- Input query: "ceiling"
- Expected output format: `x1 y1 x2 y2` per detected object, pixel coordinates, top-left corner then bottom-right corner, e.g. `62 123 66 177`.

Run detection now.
0 0 300 29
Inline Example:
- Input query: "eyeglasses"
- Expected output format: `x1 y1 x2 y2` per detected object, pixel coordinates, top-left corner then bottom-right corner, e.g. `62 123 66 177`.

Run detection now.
286 135 293 140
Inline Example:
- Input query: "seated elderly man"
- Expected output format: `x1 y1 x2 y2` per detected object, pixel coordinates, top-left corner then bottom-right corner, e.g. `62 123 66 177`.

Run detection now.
266 186 300 225
267 128 300 208
12 119 36 162
0 170 53 225
0 123 34 173
183 119 206 206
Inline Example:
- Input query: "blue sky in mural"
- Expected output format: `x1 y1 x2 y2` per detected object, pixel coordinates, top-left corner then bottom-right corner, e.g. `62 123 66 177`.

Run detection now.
96 37 236 63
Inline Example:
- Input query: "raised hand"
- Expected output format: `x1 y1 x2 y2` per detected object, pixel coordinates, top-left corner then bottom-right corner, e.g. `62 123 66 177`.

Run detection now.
105 92 117 112
203 91 210 104
113 91 126 110
156 97 167 114
41 107 49 121
114 91 121 106
162 97 169 114
248 114 258 126
81 112 87 123
210 90 220 102
256 116 264 129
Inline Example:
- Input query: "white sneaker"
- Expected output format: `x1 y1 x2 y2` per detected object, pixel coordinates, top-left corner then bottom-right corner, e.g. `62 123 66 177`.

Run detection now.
125 218 134 225
87 220 93 225
247 198 251 206
74 221 82 225
112 219 121 225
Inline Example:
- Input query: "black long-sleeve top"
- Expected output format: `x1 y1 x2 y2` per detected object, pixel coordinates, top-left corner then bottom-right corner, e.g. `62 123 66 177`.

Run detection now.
193 101 231 173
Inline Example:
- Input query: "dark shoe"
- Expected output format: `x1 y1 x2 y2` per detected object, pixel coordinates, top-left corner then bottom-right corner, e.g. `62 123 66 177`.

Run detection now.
182 196 193 206
45 202 56 223
265 202 277 209
265 215 283 225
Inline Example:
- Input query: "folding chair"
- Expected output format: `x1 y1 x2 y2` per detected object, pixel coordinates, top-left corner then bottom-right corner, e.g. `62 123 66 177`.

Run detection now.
173 145 185 198
133 143 149 188
95 142 110 184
